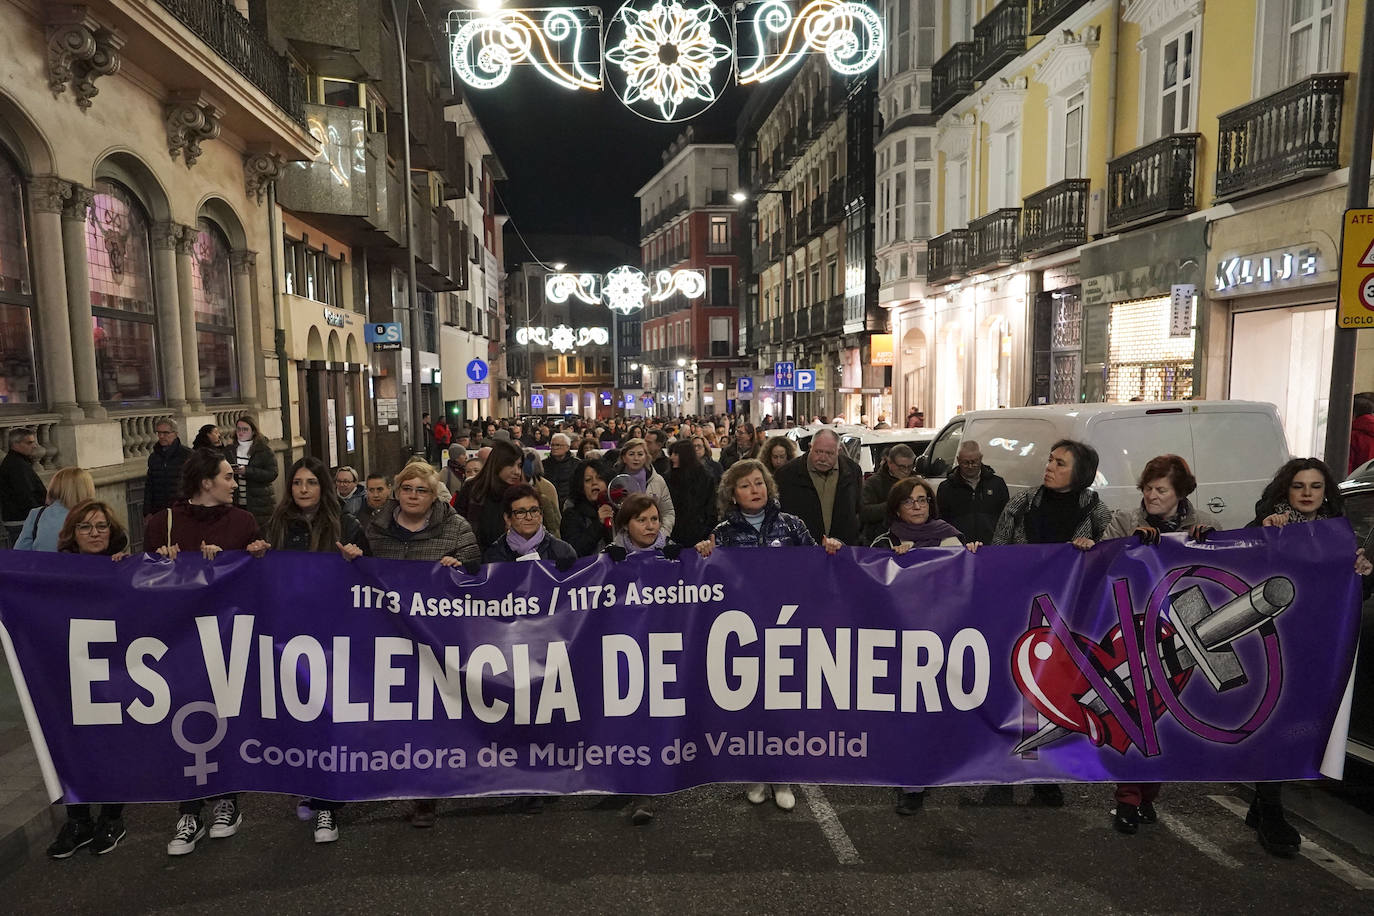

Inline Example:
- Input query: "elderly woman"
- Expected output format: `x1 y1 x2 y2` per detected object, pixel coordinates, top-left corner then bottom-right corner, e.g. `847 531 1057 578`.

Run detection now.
45 500 131 859
696 459 840 811
366 462 479 568
482 483 577 566
987 439 1112 810
613 437 675 538
15 466 96 551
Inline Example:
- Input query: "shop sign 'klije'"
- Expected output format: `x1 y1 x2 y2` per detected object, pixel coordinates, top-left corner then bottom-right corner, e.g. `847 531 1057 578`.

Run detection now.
448 0 884 124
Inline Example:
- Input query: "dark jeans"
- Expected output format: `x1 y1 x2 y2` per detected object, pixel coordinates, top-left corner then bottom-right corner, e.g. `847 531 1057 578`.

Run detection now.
309 798 344 813
67 803 124 822
179 793 238 816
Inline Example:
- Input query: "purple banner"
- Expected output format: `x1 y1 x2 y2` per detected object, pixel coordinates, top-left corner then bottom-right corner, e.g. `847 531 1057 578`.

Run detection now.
0 521 1360 804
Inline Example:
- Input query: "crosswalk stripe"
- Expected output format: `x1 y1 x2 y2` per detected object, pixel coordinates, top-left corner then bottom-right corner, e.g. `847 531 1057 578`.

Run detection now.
801 785 862 866
1208 794 1374 890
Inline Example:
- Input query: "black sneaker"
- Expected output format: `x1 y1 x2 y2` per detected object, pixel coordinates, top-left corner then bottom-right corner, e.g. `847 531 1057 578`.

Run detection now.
47 820 94 859
1031 784 1065 807
208 798 241 838
1138 800 1158 824
1113 803 1139 835
895 790 926 816
1247 799 1301 858
313 809 339 844
167 814 205 856
90 818 126 855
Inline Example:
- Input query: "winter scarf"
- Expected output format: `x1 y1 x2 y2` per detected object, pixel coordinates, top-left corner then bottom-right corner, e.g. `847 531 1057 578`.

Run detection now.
888 518 963 547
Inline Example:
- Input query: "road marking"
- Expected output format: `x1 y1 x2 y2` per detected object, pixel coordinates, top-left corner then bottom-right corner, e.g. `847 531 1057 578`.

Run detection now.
801 785 861 865
1209 794 1374 890
1155 810 1243 870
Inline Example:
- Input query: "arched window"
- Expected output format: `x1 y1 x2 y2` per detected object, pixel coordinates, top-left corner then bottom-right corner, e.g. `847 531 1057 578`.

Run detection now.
191 218 238 401
0 148 39 408
88 179 161 405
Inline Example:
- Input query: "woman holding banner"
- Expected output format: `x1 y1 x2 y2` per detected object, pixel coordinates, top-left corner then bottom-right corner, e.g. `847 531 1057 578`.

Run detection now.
605 493 681 824
142 448 260 856
247 455 370 845
990 439 1112 809
482 484 577 567
613 438 674 538
45 501 130 858
1245 457 1371 857
695 459 841 812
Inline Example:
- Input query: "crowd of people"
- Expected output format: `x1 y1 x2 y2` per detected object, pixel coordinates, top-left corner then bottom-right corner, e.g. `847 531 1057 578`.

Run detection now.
0 411 1364 862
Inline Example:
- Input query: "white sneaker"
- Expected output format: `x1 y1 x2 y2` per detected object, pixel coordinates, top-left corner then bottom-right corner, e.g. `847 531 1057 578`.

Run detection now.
773 786 796 811
313 809 339 844
746 783 769 805
167 814 205 856
208 798 241 838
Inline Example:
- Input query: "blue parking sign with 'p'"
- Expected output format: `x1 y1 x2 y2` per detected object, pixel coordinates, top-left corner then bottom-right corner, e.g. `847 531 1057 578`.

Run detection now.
794 369 816 392
737 377 753 393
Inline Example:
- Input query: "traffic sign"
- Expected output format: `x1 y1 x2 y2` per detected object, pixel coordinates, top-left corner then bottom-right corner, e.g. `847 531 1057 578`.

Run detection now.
366 322 402 351
465 383 490 399
466 359 489 382
1338 209 1374 328
774 361 795 391
530 393 545 409
794 369 816 392
737 377 753 393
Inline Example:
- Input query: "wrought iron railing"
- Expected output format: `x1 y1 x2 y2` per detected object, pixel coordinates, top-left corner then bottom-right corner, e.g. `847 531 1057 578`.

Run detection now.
1021 178 1089 256
1215 74 1348 201
927 229 969 285
973 0 1027 81
932 42 976 116
155 0 305 124
1106 133 1200 232
1029 0 1087 35
967 208 1021 271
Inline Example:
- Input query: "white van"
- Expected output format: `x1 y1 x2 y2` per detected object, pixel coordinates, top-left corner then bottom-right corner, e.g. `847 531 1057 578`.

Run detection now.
913 401 1290 532
841 428 939 476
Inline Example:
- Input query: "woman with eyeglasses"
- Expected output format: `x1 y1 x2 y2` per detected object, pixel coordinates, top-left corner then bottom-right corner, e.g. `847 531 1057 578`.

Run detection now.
224 414 278 529
15 466 96 552
614 437 675 538
45 500 131 859
482 483 577 566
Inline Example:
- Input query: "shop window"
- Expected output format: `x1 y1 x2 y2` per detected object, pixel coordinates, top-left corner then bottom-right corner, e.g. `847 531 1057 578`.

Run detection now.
190 219 238 401
0 150 39 407
88 179 161 405
1105 297 1195 402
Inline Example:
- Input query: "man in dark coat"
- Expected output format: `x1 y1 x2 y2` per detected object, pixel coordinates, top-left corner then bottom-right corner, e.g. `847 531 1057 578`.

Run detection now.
936 439 1009 544
0 427 45 543
720 422 757 470
543 433 582 506
774 428 862 545
144 419 191 517
859 444 915 543
646 429 671 477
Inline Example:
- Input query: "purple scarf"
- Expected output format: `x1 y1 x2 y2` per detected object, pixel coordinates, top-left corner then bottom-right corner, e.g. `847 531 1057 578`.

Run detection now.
506 525 547 555
888 518 963 548
628 467 648 491
614 529 666 553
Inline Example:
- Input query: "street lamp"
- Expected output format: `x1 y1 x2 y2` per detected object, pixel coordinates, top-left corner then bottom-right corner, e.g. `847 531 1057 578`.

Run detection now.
389 0 426 458
676 357 686 367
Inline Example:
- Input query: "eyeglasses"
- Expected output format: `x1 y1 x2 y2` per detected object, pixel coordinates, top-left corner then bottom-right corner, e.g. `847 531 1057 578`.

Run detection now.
890 462 913 473
901 496 930 508
398 485 432 496
957 458 982 467
76 522 111 534
155 429 175 437
509 507 543 519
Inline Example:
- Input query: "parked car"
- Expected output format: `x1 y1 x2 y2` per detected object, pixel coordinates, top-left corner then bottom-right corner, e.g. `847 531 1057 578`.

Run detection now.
1337 466 1374 764
913 400 1290 532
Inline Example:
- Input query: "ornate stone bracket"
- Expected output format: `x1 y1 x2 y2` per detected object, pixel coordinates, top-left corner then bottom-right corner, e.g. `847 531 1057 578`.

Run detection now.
243 150 285 204
45 5 123 110
151 220 184 251
29 176 73 213
229 250 258 273
62 184 95 223
165 91 223 168
174 223 199 256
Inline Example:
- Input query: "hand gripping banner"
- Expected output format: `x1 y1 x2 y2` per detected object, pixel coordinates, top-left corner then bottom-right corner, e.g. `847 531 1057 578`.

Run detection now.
0 521 1359 805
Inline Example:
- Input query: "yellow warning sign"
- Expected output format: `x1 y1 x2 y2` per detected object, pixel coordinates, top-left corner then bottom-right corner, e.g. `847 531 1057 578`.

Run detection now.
1338 209 1374 328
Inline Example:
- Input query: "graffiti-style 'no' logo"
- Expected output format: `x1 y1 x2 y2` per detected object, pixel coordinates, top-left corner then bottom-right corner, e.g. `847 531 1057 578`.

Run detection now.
1010 566 1292 757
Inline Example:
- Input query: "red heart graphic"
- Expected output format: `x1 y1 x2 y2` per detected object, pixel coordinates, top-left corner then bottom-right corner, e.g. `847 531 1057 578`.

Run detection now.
1011 620 1192 754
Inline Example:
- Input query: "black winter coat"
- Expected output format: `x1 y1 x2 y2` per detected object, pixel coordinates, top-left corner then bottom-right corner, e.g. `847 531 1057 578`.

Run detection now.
144 440 191 517
936 466 1011 544
0 449 44 526
773 453 863 545
859 465 900 544
561 497 612 557
543 452 583 506
225 439 278 524
483 532 578 566
667 464 717 547
273 512 369 553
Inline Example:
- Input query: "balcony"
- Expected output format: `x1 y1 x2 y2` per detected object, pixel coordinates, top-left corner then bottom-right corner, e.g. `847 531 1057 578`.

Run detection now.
973 1 1027 81
967 208 1021 271
1021 178 1089 257
1106 133 1200 232
769 230 783 263
795 204 810 240
825 295 844 330
931 42 975 117
927 229 970 285
1215 74 1348 202
276 104 397 238
809 200 825 235
827 181 847 222
155 0 305 125
1029 0 1087 35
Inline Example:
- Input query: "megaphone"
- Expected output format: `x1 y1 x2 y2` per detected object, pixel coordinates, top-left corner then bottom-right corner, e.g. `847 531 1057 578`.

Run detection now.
607 473 644 508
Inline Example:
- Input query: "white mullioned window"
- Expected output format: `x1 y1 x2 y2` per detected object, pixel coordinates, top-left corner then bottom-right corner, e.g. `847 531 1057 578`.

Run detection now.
1063 92 1084 180
1159 25 1197 135
1285 0 1336 83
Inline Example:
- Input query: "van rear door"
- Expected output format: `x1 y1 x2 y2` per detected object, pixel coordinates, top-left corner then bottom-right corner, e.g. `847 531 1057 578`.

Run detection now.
1187 407 1290 531
1087 411 1195 515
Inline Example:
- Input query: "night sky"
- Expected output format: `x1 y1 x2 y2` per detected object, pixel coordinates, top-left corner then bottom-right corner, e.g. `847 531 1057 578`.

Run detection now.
461 1 747 251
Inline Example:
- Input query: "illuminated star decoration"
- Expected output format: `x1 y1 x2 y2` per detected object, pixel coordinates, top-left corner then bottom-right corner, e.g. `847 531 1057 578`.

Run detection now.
549 324 577 352
605 1 732 122
603 266 653 314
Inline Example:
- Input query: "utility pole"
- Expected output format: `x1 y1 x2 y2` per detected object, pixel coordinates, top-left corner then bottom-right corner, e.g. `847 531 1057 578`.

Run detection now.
1323 7 1374 470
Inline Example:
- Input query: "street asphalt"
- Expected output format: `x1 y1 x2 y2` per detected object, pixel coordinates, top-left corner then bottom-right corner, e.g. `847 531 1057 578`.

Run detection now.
2 780 1373 914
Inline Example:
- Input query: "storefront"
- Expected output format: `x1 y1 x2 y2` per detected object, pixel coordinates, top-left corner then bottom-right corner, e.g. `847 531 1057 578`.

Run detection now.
283 294 369 471
1080 220 1206 404
1203 187 1345 458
